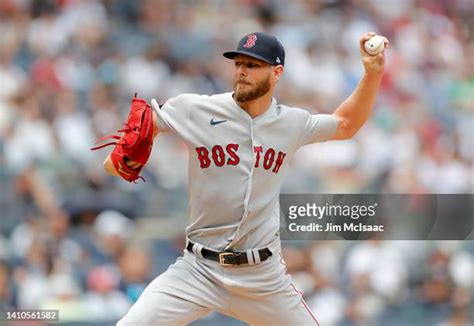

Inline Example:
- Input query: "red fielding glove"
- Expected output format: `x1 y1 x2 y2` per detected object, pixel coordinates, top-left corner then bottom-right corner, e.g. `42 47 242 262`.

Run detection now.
91 93 154 183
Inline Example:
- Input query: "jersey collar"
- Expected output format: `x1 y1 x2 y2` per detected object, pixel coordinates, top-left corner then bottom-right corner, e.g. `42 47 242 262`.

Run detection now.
229 92 277 121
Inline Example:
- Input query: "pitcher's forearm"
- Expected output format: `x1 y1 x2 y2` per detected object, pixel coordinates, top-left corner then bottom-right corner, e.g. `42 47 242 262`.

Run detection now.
334 72 382 136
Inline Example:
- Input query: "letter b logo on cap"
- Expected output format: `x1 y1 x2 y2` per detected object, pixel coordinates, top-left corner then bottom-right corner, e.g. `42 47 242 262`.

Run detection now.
243 34 257 48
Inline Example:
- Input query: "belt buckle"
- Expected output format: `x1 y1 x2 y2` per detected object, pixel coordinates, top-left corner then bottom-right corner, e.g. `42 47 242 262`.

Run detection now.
219 252 234 266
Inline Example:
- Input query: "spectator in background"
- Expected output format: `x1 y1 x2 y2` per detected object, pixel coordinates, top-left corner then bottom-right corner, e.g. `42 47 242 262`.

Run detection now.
118 245 153 303
38 273 87 322
83 265 132 321
89 210 135 265
306 242 347 325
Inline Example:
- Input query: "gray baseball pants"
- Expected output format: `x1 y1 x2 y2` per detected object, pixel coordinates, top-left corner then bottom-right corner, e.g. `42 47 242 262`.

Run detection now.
117 239 319 325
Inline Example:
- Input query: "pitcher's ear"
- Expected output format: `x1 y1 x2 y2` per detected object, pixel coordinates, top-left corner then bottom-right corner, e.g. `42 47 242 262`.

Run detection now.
273 65 284 82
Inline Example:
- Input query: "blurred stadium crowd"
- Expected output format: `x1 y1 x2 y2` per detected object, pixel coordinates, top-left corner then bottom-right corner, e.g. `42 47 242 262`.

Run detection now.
0 0 472 324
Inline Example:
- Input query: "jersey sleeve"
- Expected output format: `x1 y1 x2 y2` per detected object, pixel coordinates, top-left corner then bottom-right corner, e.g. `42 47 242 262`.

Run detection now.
298 111 339 147
154 94 195 141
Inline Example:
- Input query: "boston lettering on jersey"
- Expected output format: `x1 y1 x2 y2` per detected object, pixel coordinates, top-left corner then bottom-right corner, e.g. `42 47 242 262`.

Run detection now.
195 144 287 173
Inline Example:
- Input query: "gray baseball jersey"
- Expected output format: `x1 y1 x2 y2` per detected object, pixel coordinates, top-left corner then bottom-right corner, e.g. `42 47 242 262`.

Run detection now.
155 92 338 250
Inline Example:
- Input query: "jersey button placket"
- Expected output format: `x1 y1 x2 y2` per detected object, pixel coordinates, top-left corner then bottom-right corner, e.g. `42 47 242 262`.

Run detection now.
235 119 256 244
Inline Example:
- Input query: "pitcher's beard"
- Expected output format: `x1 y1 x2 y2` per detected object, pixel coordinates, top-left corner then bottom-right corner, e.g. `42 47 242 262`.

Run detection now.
233 76 271 102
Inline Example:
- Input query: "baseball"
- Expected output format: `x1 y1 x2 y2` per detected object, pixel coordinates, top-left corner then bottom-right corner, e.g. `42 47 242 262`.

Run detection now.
364 35 385 56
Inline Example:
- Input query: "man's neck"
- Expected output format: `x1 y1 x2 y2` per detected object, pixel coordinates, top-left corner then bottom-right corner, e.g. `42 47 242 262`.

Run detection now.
235 92 273 119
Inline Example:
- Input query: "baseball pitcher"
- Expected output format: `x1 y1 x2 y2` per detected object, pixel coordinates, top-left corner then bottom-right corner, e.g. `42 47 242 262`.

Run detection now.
96 31 388 325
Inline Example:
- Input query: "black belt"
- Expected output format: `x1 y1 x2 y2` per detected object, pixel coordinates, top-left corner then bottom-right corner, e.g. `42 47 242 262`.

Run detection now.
186 241 272 266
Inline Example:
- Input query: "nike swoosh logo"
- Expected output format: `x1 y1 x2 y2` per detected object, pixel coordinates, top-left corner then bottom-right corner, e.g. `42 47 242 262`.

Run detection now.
210 118 227 126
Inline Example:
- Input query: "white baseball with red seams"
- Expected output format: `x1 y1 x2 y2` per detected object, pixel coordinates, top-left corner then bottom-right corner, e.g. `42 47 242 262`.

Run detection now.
116 92 337 325
364 35 385 56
